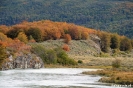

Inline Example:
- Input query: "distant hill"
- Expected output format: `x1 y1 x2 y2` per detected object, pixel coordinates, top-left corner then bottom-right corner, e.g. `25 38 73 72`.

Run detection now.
0 0 133 38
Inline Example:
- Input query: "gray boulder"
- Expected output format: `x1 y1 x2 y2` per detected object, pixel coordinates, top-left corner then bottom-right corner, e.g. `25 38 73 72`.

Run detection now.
2 53 44 70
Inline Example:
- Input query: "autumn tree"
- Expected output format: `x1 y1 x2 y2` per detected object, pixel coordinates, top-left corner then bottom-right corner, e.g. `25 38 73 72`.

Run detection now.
64 34 71 44
110 34 120 49
120 36 132 51
8 39 31 53
17 32 28 43
6 28 24 39
100 32 111 53
0 41 7 68
26 28 43 42
0 25 9 34
52 30 61 40
0 32 9 41
81 31 88 40
68 24 81 40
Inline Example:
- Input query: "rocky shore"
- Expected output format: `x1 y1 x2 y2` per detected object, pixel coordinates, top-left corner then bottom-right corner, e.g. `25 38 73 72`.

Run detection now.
1 53 44 70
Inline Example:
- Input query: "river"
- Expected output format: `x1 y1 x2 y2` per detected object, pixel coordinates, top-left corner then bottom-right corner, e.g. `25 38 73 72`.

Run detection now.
0 68 128 88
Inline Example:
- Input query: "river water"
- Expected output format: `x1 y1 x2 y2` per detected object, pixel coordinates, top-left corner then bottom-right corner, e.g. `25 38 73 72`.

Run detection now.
0 68 129 88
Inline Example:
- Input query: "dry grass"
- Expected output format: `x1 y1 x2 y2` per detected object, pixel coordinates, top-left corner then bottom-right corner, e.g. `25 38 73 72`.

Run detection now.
69 54 133 67
83 69 133 85
33 39 133 68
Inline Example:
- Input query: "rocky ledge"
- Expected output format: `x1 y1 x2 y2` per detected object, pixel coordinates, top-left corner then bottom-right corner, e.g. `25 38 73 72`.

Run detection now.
2 53 44 70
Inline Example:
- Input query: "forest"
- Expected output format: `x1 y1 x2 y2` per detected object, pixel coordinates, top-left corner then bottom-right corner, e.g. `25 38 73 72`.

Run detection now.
0 0 133 38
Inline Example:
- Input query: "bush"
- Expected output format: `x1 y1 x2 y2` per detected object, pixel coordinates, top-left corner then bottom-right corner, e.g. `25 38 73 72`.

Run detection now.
55 48 77 65
62 44 70 51
99 52 110 57
31 44 77 65
112 59 121 68
78 60 83 64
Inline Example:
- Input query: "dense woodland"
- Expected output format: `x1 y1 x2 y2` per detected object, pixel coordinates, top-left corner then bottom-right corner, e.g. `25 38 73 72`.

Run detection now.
0 20 133 67
0 0 133 38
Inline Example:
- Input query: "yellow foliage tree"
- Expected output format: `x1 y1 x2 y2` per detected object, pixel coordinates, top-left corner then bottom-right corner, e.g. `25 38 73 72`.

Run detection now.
17 32 28 43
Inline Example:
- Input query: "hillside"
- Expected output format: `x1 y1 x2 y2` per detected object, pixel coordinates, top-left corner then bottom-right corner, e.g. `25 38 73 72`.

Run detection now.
30 39 133 67
36 39 101 56
0 20 133 69
0 0 133 38
0 20 132 53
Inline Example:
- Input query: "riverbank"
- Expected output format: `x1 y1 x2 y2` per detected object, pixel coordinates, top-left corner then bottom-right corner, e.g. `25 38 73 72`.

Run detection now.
82 68 133 85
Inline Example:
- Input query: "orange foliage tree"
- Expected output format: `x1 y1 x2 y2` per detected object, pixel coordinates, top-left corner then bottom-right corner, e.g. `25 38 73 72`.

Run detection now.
0 20 107 42
81 31 88 40
0 41 7 68
0 25 9 34
8 39 31 53
68 24 81 40
64 34 71 44
62 44 70 51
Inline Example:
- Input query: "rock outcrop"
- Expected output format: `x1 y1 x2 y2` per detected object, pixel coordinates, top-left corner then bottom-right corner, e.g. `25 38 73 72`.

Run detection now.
2 53 44 70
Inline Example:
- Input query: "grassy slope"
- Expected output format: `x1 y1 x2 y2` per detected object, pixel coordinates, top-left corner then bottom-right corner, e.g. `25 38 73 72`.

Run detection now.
0 0 133 38
31 39 133 67
38 39 100 55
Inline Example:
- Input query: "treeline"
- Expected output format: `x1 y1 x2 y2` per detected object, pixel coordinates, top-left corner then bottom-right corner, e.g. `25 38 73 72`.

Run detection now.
0 20 95 42
0 20 133 53
0 0 133 38
97 31 133 53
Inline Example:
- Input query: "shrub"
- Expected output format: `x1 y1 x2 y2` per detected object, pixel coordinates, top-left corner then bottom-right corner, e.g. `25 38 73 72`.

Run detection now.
112 59 121 68
31 44 49 64
62 44 70 51
112 49 120 56
99 52 110 57
55 48 77 65
78 60 83 64
46 50 57 64
31 44 77 65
